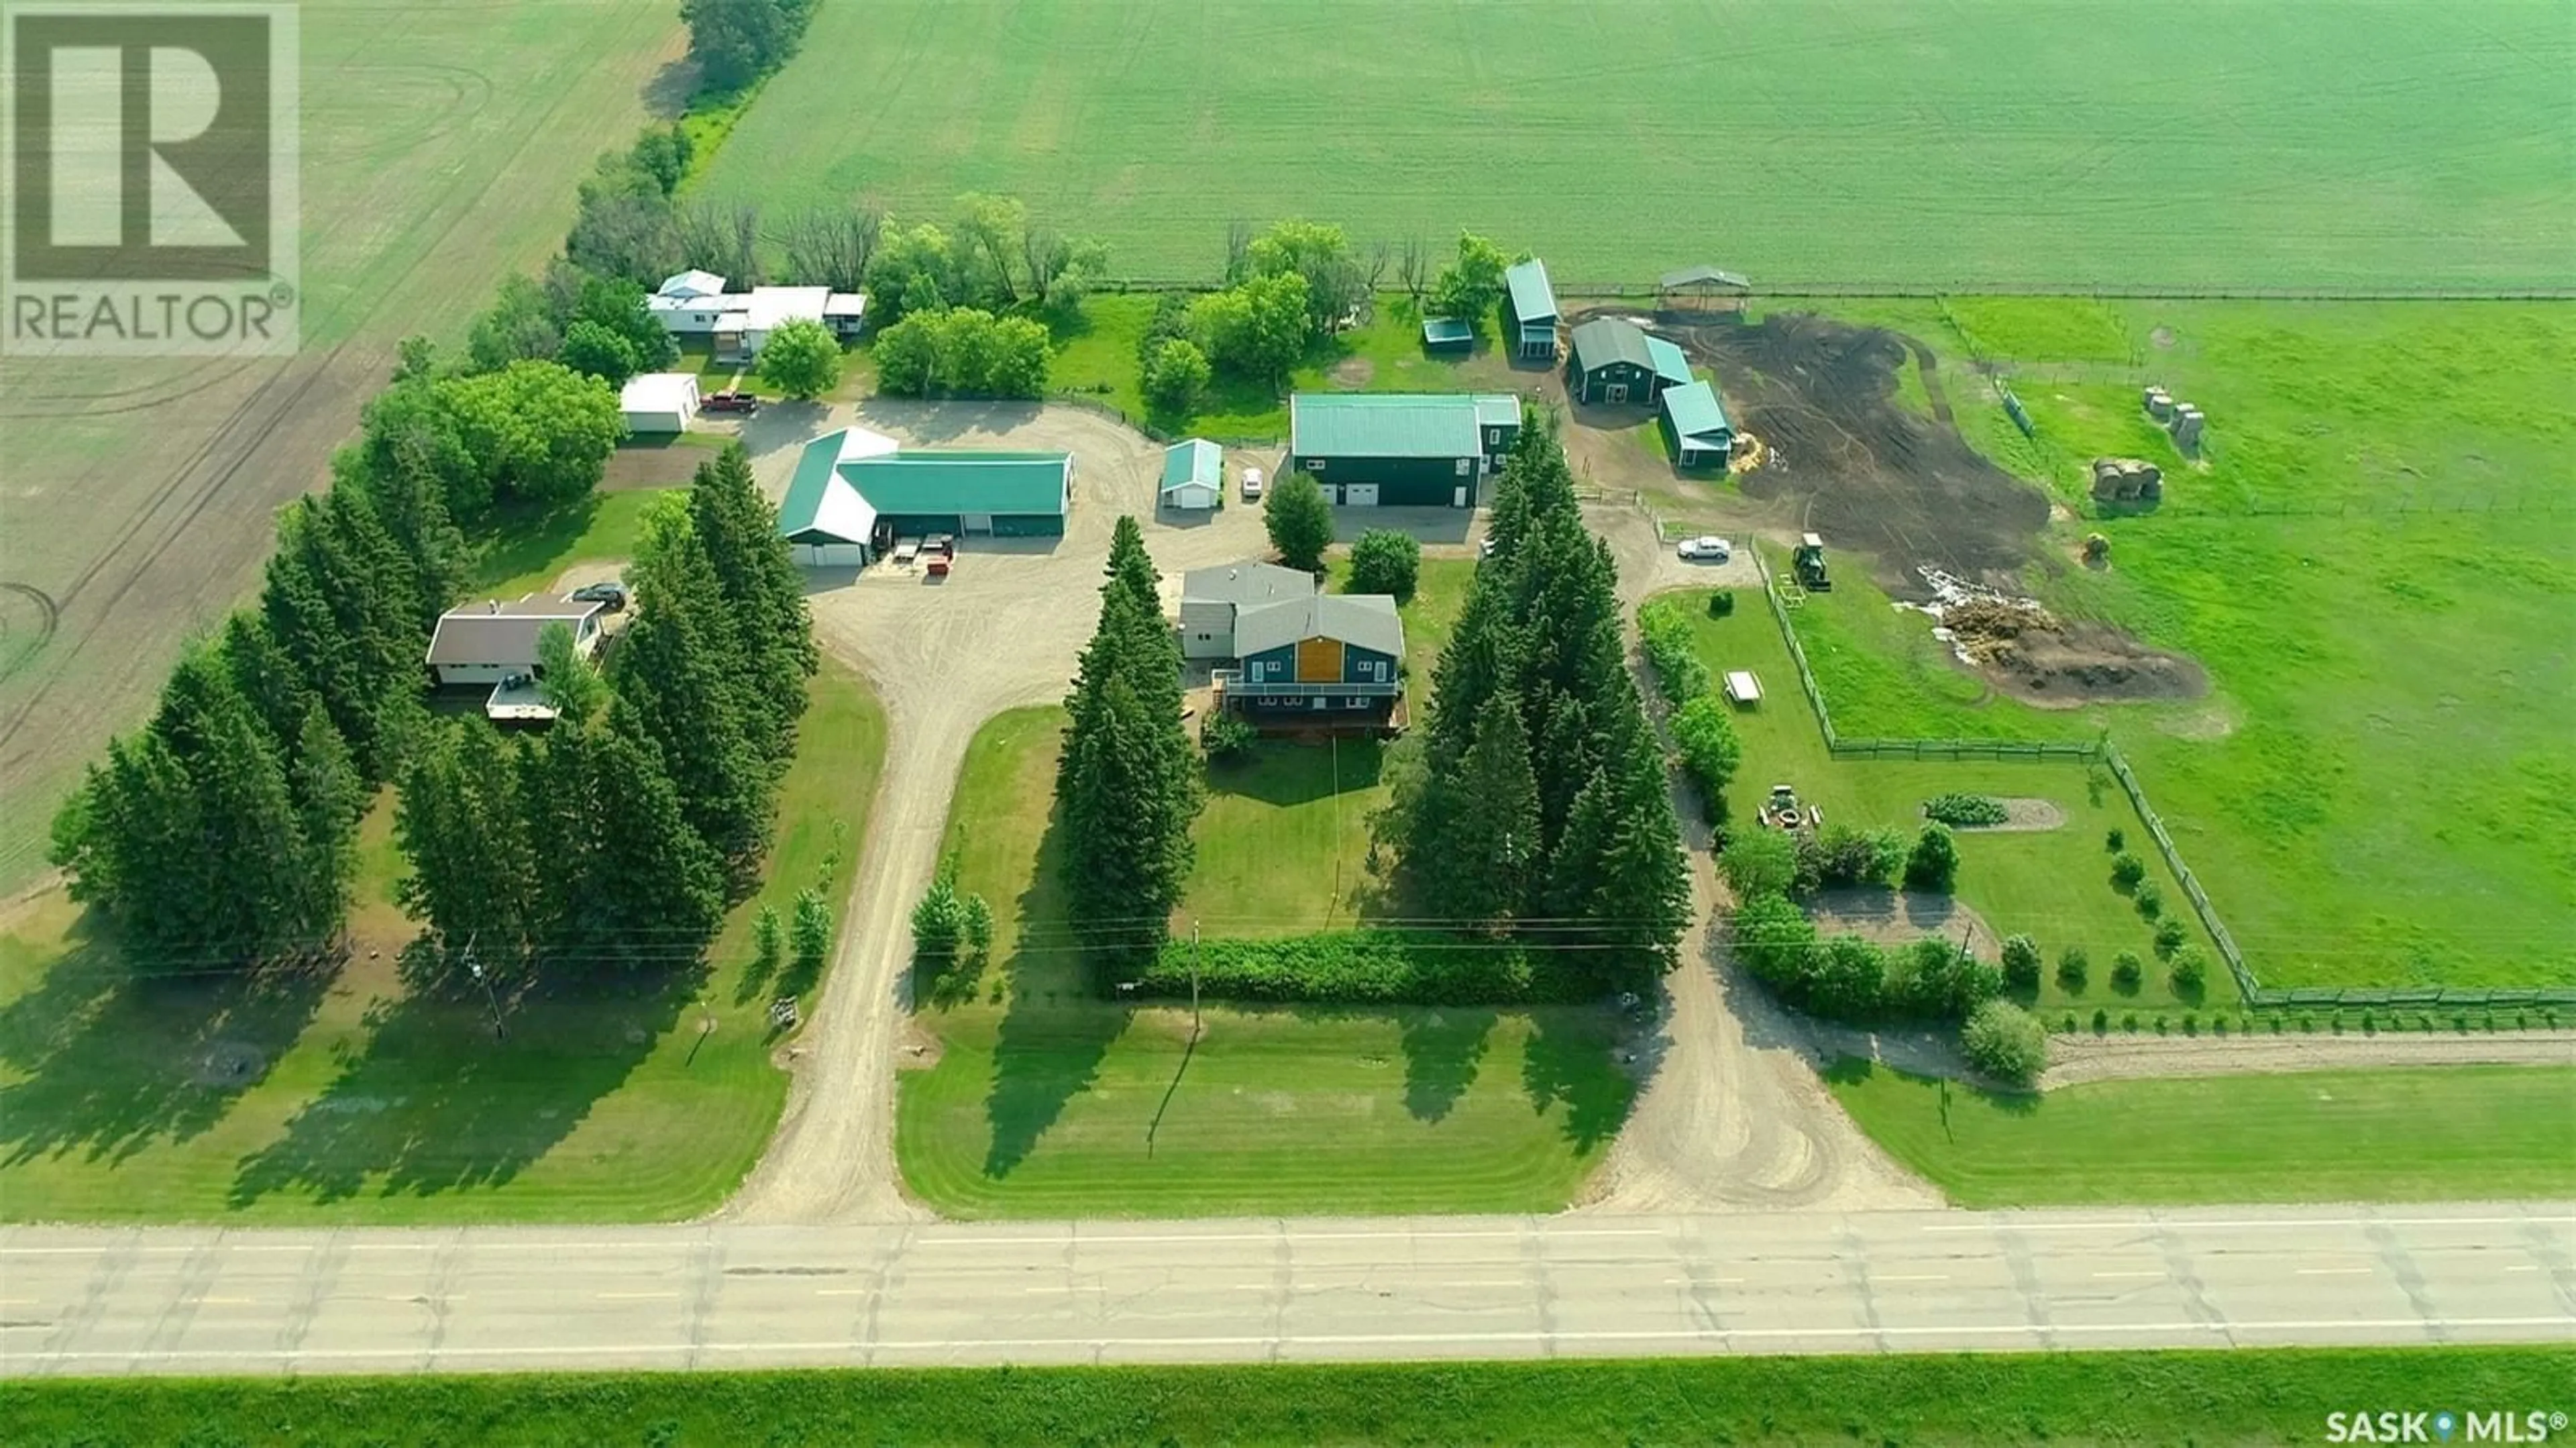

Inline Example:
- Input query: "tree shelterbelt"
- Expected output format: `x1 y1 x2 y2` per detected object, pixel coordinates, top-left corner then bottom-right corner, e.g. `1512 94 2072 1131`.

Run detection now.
393 445 815 976
1055 517 1201 970
1381 411 1690 996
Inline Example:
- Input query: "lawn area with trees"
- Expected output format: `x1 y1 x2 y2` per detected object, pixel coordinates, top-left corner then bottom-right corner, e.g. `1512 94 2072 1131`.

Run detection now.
1826 1062 2576 1206
1671 588 2216 1021
895 706 1627 1219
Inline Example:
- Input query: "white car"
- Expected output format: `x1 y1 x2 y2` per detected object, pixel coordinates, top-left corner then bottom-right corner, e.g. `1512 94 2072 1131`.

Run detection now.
1676 535 1731 562
1240 466 1265 501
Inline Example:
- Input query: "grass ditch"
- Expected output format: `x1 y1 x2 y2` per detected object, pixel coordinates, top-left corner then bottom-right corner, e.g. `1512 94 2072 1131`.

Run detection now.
7 1347 2570 1445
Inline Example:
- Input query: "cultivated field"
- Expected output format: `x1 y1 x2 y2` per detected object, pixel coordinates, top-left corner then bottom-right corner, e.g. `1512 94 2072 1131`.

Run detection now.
698 1 2575 288
0 3 686 892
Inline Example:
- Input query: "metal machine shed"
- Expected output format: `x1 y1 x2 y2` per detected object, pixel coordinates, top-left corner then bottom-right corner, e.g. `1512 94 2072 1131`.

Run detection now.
777 427 899 566
1504 257 1559 360
1287 394 1494 508
842 452 1073 537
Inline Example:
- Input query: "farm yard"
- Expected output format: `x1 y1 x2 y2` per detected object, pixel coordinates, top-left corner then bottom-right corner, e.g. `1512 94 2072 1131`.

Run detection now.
698 1 2574 290
0 2 687 893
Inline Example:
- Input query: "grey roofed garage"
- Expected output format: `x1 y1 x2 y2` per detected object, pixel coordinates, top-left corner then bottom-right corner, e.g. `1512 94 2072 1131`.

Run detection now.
1181 560 1314 607
1233 592 1405 662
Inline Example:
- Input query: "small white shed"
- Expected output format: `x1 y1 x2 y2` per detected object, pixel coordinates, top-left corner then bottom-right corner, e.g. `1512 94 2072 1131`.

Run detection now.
1160 439 1223 511
619 372 700 433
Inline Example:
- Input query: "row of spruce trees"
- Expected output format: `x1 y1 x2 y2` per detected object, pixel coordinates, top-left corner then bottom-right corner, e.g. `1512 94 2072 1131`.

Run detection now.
394 449 815 974
1377 411 1693 997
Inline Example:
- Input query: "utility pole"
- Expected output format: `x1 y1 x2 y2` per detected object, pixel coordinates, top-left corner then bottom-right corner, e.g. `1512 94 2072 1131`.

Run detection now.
1190 919 1203 1043
462 932 505 1041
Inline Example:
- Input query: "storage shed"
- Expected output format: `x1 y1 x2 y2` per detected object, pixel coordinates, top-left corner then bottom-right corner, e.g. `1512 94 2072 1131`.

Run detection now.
777 427 900 566
1504 257 1559 360
1287 393 1518 509
1159 439 1224 511
1566 317 1685 406
841 451 1073 538
619 372 700 433
1660 379 1735 468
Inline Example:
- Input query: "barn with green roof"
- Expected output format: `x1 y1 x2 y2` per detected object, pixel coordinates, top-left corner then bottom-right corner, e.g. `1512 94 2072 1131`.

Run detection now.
1286 393 1521 508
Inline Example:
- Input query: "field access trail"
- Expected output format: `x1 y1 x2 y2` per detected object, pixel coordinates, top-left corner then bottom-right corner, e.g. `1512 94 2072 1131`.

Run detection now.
6 1202 2567 1376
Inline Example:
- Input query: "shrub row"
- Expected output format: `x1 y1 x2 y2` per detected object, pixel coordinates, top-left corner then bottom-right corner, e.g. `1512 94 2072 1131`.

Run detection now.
1923 792 2008 827
1133 930 1594 1007
1638 600 1709 706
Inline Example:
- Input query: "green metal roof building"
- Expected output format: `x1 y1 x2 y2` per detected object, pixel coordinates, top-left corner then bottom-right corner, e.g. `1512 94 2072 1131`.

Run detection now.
1660 378 1735 468
1504 257 1558 360
1159 438 1222 510
777 429 1073 564
1286 393 1521 509
1566 316 1688 407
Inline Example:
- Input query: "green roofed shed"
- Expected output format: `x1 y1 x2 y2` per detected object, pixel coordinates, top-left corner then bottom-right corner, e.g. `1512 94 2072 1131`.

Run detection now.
1159 439 1222 510
841 451 1073 535
1505 257 1559 360
1660 378 1735 468
1288 393 1500 508
1645 335 1693 389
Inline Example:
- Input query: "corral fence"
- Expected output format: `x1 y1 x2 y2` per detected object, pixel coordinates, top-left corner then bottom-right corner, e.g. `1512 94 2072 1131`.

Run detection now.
1067 278 2576 305
1748 540 2269 1006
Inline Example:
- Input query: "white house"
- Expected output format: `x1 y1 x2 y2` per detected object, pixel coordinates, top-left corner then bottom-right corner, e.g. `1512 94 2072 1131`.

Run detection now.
647 272 865 363
426 595 607 721
619 372 700 433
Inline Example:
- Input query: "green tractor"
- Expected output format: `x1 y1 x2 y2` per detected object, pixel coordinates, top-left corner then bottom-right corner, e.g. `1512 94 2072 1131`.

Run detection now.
1793 532 1833 592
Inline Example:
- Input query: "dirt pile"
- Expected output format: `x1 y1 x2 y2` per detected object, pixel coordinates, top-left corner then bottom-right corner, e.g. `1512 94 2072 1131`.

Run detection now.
1941 597 2057 662
1988 623 2207 705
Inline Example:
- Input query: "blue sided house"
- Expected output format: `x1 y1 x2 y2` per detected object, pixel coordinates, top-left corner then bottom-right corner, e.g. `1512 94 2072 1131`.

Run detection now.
1196 562 1407 734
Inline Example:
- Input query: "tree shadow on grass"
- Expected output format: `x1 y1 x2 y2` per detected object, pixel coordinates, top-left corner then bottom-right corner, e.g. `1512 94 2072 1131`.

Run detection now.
225 945 693 1210
1399 1007 1495 1123
981 809 1129 1180
0 915 335 1171
1519 1006 1634 1151
1205 738 1382 809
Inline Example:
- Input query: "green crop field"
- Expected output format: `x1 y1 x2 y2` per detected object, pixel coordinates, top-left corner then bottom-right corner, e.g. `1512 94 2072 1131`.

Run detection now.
900 701 1627 1219
1828 1062 2576 1206
698 1 2574 289
0 494 888 1225
1765 300 2576 992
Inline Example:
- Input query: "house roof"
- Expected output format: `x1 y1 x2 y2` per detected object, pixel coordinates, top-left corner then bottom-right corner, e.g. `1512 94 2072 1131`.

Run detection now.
1181 560 1313 609
426 596 602 666
1291 393 1481 460
656 269 727 298
1659 264 1751 291
777 428 899 543
1161 439 1222 493
1644 335 1692 389
1504 257 1556 322
1235 592 1405 662
822 292 867 317
842 451 1071 517
619 372 699 415
1567 316 1655 374
1662 378 1733 441
744 286 830 332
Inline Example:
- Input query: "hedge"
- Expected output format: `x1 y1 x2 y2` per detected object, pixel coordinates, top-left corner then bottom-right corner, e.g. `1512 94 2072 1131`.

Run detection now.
1132 929 1595 1006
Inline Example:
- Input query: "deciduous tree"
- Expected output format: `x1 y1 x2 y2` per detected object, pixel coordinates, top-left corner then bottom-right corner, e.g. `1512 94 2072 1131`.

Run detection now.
1346 528 1420 601
755 318 843 399
1263 472 1333 573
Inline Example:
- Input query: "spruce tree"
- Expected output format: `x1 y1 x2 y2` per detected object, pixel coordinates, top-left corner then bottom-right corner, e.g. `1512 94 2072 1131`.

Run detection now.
395 718 537 960
1440 690 1542 933
614 514 772 877
687 444 815 770
148 648 318 960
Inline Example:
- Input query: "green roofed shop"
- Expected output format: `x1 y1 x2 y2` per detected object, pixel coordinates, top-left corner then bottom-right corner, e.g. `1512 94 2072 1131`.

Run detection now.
1287 393 1521 508
779 427 1073 566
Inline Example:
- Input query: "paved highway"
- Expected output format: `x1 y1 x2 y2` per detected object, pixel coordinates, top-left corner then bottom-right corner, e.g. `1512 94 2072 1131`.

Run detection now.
3 1202 2569 1376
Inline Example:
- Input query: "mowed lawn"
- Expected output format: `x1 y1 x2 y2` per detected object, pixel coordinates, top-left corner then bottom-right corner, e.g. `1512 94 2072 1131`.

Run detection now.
698 1 2573 289
0 658 885 1227
1785 301 2576 990
899 706 1629 1219
1827 1062 2576 1206
1670 590 2215 1015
